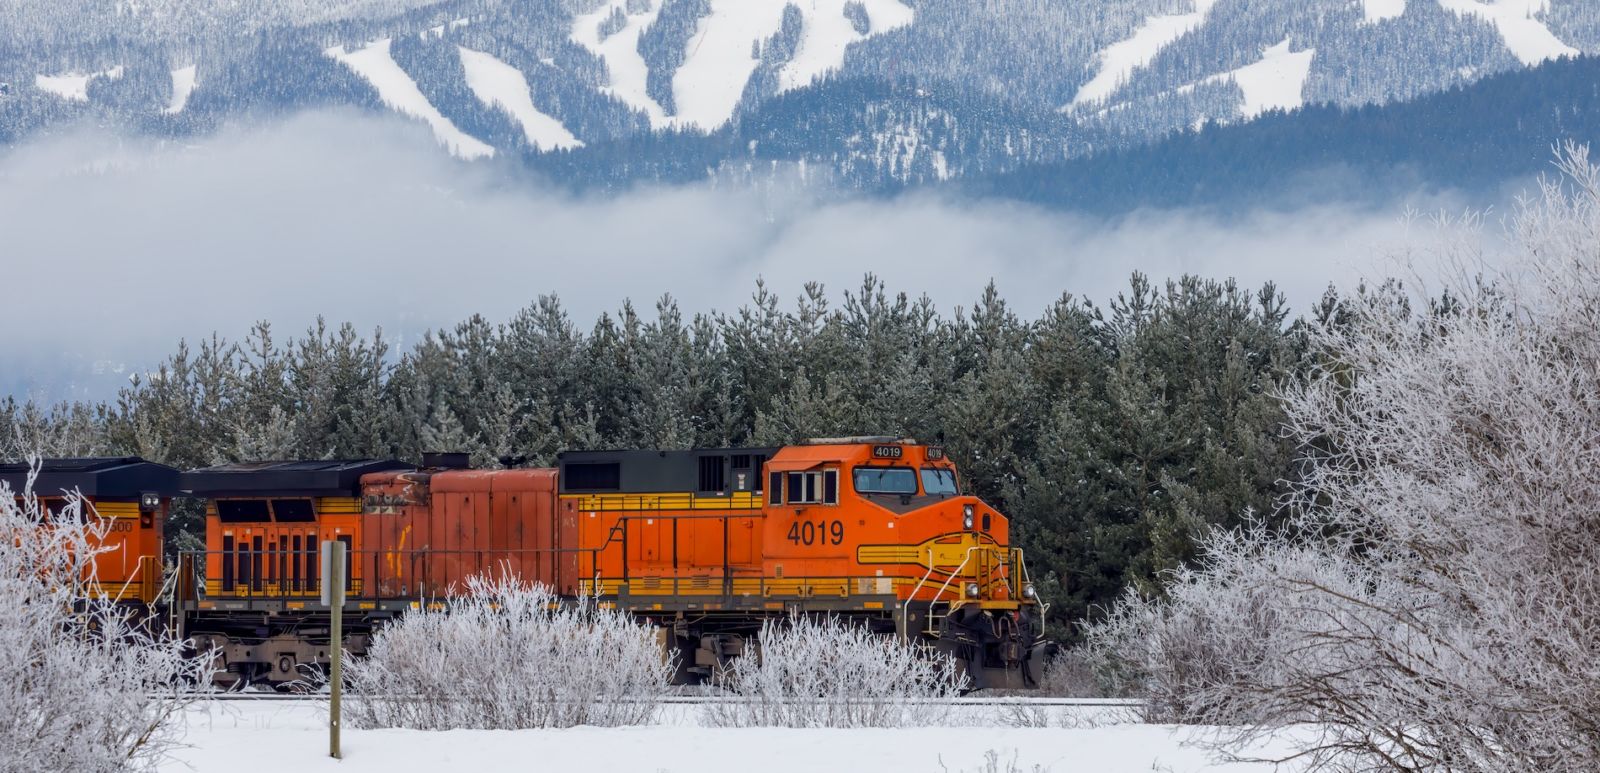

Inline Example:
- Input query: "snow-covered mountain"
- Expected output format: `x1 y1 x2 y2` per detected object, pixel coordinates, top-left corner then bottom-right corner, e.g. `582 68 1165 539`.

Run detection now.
1 0 1596 185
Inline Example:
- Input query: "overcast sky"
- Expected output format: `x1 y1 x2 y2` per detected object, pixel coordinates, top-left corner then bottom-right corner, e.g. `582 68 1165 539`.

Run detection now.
0 110 1487 401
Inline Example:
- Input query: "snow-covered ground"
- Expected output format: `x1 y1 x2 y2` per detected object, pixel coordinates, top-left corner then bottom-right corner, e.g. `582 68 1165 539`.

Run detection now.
421 17 470 41
573 0 912 132
164 64 197 114
1129 38 1315 124
458 46 583 151
1072 0 1220 108
1203 38 1316 120
570 0 670 127
164 701 1309 773
776 0 915 93
325 39 495 160
667 0 913 131
1361 0 1407 24
669 1 794 130
34 65 124 101
1070 0 1574 112
1437 0 1578 65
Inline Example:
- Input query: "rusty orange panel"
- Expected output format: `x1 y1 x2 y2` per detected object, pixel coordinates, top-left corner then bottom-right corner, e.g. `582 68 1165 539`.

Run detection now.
491 469 560 590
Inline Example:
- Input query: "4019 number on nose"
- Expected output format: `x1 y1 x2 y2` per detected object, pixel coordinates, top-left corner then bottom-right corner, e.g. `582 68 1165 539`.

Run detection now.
787 520 844 546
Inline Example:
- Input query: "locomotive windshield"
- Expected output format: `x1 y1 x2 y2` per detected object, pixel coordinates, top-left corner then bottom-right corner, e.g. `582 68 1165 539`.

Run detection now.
921 468 958 495
853 467 918 494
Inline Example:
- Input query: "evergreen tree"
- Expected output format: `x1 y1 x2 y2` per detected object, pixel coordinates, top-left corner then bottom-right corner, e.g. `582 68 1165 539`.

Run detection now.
7 273 1318 631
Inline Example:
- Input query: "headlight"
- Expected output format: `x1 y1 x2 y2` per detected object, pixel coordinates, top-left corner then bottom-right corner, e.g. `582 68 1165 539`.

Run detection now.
965 582 981 598
962 504 975 529
1022 584 1037 600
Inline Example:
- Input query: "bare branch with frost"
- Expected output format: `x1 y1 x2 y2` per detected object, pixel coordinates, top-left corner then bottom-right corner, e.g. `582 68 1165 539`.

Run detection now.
1087 145 1600 772
0 459 215 773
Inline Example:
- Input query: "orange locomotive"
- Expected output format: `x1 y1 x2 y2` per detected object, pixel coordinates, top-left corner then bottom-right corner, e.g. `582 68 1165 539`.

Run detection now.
176 459 411 684
177 440 1050 689
1 457 177 607
555 438 1047 688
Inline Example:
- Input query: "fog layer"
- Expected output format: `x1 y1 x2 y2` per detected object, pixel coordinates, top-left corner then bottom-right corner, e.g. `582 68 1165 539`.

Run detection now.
0 111 1456 399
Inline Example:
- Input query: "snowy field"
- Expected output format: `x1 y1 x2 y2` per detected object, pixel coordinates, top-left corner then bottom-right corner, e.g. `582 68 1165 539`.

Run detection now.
164 700 1309 773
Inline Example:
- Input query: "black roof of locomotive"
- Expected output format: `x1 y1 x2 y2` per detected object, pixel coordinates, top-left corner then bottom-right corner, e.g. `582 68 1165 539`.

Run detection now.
180 459 413 498
0 457 181 498
557 447 779 495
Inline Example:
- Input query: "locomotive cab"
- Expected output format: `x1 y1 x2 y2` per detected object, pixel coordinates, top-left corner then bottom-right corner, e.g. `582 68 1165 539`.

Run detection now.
0 457 178 607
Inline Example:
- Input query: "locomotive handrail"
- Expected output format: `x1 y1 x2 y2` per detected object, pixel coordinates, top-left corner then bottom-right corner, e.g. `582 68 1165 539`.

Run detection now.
108 559 135 606
989 546 1014 599
580 574 902 600
929 547 975 607
903 546 938 638
1011 547 1046 638
175 547 609 605
919 547 978 637
574 508 767 597
174 541 1040 626
566 492 764 511
178 512 1020 607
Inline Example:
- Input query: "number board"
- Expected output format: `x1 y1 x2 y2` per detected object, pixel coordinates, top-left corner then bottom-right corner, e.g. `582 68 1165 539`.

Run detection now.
788 519 846 546
925 446 945 460
872 445 904 459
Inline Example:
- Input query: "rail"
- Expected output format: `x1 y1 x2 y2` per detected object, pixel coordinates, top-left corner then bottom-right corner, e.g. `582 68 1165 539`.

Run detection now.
195 692 1143 708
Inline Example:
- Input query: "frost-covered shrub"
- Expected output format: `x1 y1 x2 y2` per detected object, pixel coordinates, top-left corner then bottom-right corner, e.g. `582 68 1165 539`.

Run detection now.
343 574 673 730
0 464 214 773
1088 146 1600 772
1033 644 1127 699
1085 525 1396 726
702 615 966 728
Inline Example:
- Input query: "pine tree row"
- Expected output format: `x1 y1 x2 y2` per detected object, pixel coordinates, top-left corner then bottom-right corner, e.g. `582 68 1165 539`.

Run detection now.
2 273 1324 629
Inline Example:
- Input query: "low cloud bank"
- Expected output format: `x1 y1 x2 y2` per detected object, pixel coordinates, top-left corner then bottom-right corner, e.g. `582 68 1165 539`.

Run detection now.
0 111 1474 399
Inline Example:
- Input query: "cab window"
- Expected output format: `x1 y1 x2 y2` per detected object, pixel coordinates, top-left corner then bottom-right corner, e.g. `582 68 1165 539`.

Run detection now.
39 498 88 522
785 470 839 505
921 468 958 496
853 467 918 495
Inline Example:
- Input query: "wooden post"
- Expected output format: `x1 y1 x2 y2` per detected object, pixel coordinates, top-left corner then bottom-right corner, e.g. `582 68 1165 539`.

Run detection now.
321 540 347 760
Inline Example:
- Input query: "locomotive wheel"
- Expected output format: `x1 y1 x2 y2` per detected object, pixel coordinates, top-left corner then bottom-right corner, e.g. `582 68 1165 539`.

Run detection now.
671 635 704 685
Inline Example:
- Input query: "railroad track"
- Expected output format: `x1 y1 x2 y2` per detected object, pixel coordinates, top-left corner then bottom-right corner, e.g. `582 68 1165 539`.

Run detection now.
200 693 1141 708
